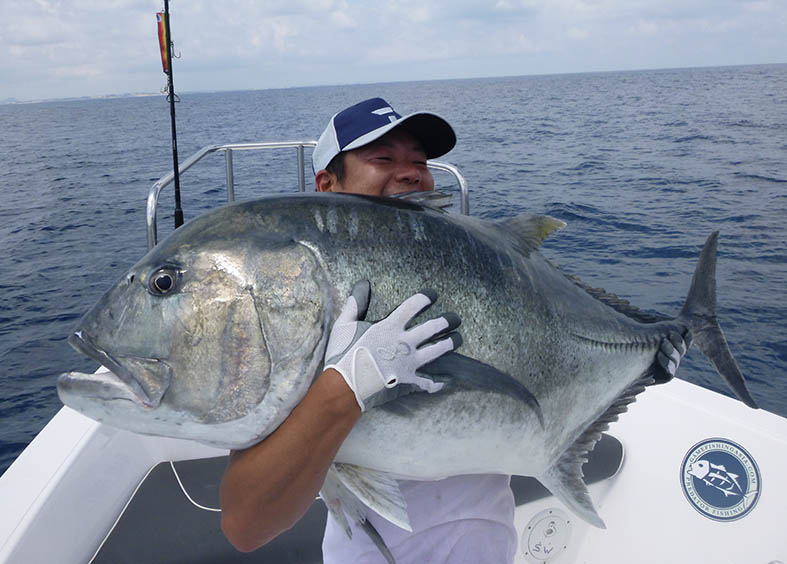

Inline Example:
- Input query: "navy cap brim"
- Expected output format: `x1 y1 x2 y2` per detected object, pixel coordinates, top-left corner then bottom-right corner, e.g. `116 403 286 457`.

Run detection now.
313 98 457 173
343 111 456 160
397 113 457 160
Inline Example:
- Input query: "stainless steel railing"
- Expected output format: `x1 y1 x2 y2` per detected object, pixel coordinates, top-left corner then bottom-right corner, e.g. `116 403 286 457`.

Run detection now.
147 141 469 249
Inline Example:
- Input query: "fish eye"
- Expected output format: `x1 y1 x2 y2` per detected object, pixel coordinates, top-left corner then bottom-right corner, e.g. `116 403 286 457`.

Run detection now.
148 268 180 296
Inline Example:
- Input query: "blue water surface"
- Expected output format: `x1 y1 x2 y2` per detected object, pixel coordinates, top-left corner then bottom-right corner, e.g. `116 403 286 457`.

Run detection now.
1 64 786 475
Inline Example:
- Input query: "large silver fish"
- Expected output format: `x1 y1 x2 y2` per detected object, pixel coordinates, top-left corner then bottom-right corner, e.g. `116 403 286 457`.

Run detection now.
58 193 757 531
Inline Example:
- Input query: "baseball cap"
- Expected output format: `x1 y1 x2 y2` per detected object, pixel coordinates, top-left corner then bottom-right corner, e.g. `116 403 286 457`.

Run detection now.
312 97 456 173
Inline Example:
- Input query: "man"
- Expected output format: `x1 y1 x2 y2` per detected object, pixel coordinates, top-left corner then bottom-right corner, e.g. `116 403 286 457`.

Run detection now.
221 98 504 564
220 98 690 562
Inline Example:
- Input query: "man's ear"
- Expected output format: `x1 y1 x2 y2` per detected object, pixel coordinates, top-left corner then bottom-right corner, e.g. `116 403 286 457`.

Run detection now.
315 170 338 192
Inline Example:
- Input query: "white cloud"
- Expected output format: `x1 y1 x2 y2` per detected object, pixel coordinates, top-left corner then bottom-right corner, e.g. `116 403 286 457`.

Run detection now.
0 0 785 101
53 64 101 79
567 27 590 40
330 11 358 29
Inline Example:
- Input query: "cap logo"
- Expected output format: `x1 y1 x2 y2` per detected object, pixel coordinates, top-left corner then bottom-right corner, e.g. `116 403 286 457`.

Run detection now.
372 107 398 123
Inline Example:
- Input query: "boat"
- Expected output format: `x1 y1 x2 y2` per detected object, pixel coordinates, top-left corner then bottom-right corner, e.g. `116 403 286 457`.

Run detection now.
1 142 785 563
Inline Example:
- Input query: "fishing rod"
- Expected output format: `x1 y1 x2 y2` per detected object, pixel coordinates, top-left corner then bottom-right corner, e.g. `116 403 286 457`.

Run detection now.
157 0 183 229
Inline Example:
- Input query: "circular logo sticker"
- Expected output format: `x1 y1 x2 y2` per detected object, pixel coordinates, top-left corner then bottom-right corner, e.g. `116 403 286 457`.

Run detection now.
680 438 761 521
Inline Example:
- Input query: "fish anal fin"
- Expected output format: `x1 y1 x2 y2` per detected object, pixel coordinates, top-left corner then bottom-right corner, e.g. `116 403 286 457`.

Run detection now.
333 462 413 532
496 215 566 256
539 457 606 529
538 372 656 528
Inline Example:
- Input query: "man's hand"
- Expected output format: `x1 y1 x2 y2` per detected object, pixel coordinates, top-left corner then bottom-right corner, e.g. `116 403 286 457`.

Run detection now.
657 330 692 379
324 280 462 411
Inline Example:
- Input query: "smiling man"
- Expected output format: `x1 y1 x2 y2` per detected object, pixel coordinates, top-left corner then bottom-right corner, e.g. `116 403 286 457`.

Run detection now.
312 97 455 196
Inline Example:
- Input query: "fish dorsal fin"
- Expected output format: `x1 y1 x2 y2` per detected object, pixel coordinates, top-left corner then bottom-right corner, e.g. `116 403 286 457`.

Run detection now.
495 215 566 256
333 462 413 532
537 371 656 528
563 272 670 324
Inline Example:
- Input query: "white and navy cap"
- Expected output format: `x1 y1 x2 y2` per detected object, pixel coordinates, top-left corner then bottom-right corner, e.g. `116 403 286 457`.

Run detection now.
312 97 456 173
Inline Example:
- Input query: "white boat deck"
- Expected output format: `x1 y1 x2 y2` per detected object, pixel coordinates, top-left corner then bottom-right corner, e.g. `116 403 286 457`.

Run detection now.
2 378 785 563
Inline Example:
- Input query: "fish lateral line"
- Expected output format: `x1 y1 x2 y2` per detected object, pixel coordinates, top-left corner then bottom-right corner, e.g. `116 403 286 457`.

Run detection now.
569 332 663 350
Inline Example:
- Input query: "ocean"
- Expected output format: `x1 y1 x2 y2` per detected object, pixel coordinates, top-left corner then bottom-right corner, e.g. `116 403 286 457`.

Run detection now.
1 64 785 475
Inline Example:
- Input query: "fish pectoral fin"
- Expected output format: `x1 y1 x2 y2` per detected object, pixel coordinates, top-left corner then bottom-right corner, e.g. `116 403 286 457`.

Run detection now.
418 352 544 427
333 462 413 532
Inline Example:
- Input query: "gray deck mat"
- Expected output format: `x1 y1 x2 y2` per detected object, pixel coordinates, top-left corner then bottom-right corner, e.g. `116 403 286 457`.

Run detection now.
93 434 621 563
92 456 326 563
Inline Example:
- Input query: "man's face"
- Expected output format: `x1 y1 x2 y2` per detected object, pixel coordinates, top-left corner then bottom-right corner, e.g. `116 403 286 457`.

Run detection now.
316 128 435 196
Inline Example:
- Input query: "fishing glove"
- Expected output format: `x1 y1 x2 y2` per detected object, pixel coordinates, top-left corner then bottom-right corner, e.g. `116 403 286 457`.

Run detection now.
324 280 462 412
657 330 692 378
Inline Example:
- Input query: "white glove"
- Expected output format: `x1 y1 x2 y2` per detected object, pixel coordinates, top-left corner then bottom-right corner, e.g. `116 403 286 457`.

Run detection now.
324 281 462 411
657 330 692 378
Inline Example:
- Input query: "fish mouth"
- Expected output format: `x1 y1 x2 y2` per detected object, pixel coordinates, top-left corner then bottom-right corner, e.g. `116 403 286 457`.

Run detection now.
59 331 171 409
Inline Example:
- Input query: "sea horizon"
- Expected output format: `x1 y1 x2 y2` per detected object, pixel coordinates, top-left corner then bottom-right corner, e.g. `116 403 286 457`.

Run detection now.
3 61 785 106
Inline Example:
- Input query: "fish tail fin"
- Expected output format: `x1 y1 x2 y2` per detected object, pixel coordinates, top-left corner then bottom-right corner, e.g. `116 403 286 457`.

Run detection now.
678 231 758 408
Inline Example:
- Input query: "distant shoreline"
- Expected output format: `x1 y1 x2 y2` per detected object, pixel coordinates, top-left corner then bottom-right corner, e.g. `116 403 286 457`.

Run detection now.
0 92 161 106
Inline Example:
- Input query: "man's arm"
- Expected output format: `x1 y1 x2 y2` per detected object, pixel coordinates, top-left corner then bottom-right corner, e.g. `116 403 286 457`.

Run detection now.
220 282 461 552
220 367 359 552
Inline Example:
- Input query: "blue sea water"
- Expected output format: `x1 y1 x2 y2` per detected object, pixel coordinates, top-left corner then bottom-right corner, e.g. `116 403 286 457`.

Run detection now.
1 64 786 475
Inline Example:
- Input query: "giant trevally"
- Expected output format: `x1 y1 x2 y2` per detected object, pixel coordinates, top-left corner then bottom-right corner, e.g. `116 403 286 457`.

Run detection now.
58 192 757 532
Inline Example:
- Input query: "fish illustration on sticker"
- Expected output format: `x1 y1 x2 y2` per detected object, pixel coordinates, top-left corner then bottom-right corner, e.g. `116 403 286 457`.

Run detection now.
688 459 744 498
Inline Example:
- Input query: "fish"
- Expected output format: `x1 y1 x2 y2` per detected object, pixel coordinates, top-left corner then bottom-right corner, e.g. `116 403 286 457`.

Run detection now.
58 192 757 534
688 460 743 497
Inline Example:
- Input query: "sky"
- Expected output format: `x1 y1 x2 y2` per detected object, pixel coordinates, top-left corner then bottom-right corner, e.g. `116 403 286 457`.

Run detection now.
2 0 786 102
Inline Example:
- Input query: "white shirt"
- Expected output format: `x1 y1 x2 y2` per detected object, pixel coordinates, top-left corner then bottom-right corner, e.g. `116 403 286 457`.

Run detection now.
322 474 517 564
